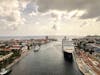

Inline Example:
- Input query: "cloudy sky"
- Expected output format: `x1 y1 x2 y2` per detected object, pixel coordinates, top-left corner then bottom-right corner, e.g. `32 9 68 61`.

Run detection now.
0 0 100 36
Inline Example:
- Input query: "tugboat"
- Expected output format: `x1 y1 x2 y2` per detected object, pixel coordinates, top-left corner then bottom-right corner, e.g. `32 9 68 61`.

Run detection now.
62 36 74 61
0 68 11 75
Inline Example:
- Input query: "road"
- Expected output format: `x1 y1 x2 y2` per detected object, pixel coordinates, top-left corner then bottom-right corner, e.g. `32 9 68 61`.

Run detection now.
9 41 82 75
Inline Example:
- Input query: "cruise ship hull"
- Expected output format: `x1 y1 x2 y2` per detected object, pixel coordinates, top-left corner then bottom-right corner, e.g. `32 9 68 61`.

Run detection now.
63 51 73 61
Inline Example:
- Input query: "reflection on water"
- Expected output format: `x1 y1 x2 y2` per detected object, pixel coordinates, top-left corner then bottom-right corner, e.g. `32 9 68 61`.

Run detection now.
9 41 82 75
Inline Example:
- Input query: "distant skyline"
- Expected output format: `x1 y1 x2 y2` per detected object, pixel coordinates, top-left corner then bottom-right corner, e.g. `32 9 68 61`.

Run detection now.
0 0 100 36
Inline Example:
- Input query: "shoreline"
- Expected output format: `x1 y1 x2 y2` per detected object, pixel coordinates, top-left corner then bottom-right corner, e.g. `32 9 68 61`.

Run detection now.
6 50 30 69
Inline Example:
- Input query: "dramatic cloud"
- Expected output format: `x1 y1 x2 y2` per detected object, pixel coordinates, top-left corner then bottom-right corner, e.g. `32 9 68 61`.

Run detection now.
36 0 100 19
96 17 100 22
6 0 100 19
0 0 25 30
18 0 100 19
0 0 100 36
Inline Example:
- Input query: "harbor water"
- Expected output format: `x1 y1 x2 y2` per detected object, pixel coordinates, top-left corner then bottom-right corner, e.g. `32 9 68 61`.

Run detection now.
9 41 82 75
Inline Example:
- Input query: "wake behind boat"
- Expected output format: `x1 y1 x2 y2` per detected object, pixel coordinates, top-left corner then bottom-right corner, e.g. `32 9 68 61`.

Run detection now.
62 37 74 61
0 68 11 75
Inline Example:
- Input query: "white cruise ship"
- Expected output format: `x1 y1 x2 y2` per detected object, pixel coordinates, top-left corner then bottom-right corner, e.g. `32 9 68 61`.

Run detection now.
62 37 74 61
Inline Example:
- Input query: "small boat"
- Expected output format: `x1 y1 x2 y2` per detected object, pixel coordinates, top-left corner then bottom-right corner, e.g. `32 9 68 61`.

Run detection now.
0 68 11 75
34 45 40 52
